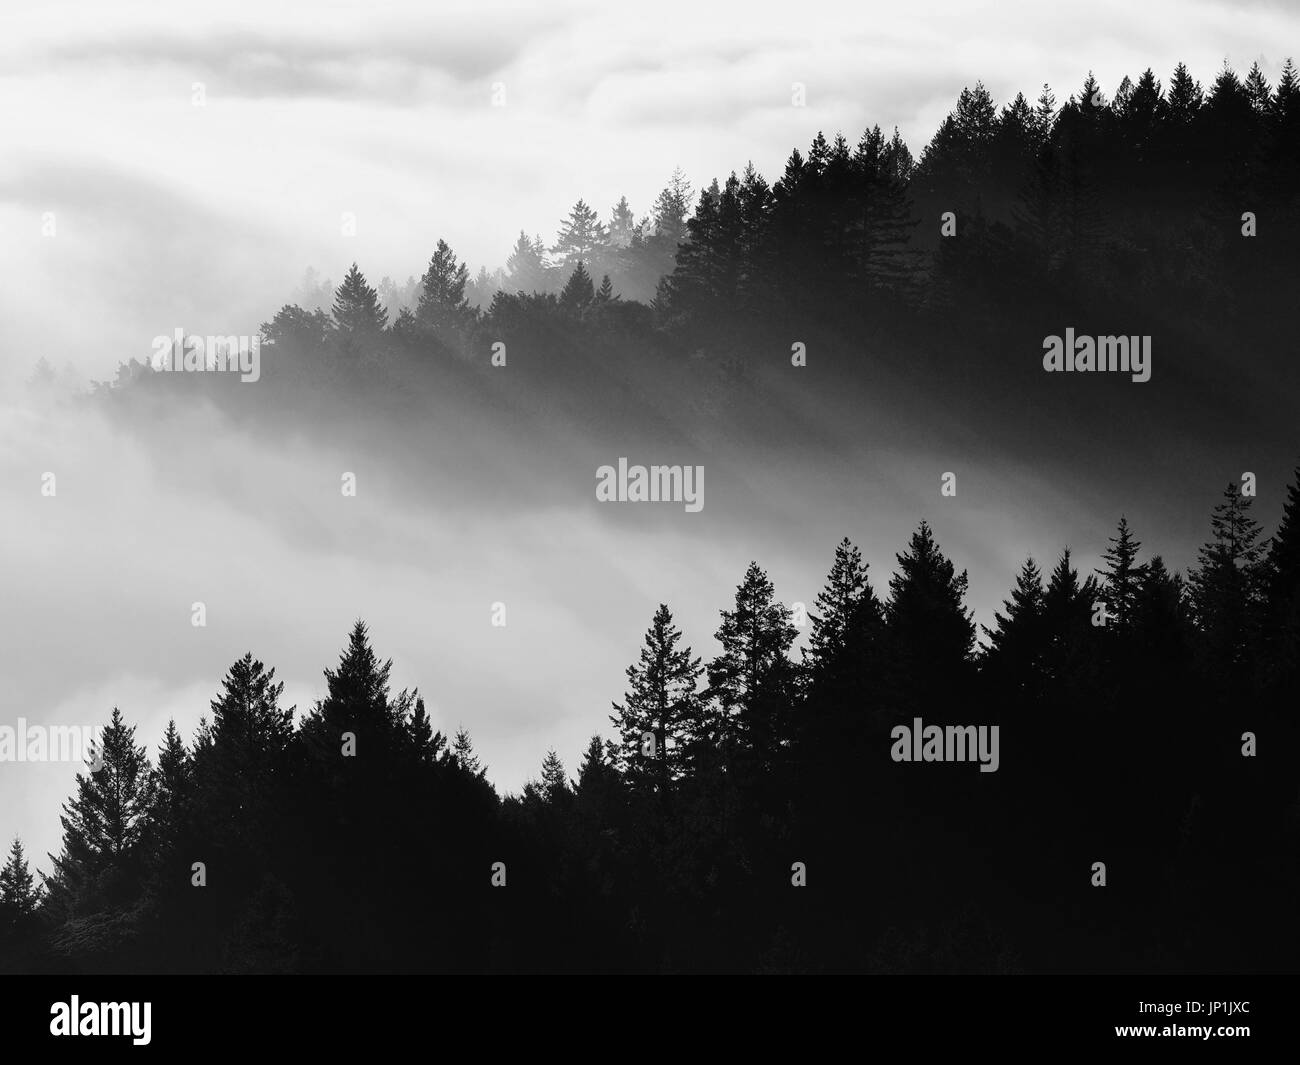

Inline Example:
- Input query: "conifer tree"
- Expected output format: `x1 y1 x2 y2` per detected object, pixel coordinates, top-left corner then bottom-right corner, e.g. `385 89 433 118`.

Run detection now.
331 263 389 334
1188 484 1266 671
1095 516 1149 631
300 622 405 783
540 749 569 801
560 261 595 309
805 538 880 678
150 719 190 856
452 727 484 777
0 840 39 928
553 200 607 269
608 196 637 247
610 604 703 792
982 557 1046 696
884 522 976 709
505 230 547 293
416 240 471 332
707 563 799 768
53 707 156 873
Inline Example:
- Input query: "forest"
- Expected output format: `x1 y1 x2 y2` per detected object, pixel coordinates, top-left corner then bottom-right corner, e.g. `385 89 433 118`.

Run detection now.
7 58 1300 973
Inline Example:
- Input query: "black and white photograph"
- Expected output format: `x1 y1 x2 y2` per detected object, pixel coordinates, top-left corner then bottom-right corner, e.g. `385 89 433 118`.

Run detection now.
0 0 1295 1048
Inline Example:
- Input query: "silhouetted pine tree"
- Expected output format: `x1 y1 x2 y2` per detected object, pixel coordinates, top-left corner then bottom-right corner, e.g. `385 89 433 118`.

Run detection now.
1095 516 1148 632
982 557 1047 702
1189 483 1266 680
610 604 703 795
560 261 595 310
707 562 799 775
449 727 482 776
883 522 976 714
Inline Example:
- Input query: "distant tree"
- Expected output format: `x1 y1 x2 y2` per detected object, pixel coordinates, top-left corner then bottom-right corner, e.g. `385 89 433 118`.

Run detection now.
608 196 637 247
506 230 548 293
553 200 607 269
652 168 695 248
331 263 388 334
560 261 595 309
416 240 472 332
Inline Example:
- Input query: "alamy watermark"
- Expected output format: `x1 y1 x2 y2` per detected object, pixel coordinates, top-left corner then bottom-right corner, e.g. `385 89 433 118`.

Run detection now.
50 997 151 1046
1042 329 1151 383
150 328 261 382
596 458 704 513
890 717 1000 773
0 719 105 768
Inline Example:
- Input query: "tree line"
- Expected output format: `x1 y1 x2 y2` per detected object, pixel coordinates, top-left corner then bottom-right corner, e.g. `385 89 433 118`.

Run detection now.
3 469 1297 973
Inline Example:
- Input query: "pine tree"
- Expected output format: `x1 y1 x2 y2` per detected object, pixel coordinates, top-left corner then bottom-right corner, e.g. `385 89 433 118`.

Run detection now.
416 239 471 332
884 522 976 710
150 719 190 855
540 750 569 802
1166 62 1204 124
560 261 595 309
608 196 637 247
53 707 156 873
197 653 296 852
1245 62 1272 116
1032 84 1058 145
652 168 694 248
553 200 607 269
610 604 704 793
707 563 799 769
0 839 39 927
1095 516 1149 631
805 538 882 679
595 274 615 303
1040 549 1102 704
574 735 622 816
1188 483 1265 672
982 557 1047 697
300 622 406 785
452 727 483 777
331 263 388 334
505 230 547 293
407 696 446 766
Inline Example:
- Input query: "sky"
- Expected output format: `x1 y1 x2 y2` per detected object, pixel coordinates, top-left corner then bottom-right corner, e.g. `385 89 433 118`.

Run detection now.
2 0 1298 872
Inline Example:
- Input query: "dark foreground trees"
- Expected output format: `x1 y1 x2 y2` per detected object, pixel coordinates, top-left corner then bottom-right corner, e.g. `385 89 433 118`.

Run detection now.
4 469 1298 974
